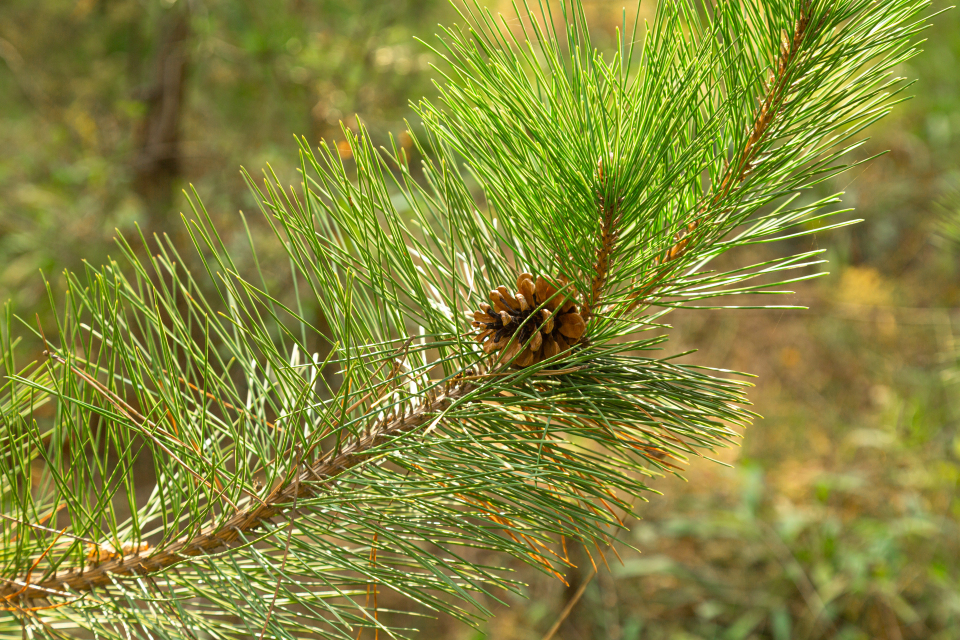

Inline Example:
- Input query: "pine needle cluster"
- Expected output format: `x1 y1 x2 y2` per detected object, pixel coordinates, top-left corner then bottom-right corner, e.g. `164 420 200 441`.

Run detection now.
0 0 932 637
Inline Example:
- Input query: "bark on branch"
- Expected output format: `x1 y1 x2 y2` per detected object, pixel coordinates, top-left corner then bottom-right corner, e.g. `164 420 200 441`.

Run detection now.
2 384 471 602
627 2 822 311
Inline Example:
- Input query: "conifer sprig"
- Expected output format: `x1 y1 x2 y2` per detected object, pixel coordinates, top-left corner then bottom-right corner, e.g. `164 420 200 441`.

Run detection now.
0 1 932 637
629 0 821 310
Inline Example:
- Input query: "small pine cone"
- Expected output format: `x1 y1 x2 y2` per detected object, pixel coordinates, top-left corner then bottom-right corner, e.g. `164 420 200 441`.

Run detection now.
472 272 585 368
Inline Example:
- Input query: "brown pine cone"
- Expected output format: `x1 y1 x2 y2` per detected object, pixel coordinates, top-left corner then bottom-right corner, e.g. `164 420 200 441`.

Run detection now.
472 272 586 368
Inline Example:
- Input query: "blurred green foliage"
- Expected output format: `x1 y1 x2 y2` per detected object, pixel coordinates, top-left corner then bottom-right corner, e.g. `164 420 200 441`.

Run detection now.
1 1 959 638
0 0 452 311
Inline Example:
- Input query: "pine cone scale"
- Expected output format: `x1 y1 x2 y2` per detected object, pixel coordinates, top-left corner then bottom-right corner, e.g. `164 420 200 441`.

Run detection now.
472 272 584 367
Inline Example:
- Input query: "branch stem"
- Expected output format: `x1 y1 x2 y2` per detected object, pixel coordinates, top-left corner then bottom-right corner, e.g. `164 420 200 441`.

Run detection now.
1 384 471 601
627 1 820 312
582 177 622 323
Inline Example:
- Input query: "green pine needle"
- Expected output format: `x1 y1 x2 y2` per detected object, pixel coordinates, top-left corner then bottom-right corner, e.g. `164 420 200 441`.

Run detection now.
0 0 933 637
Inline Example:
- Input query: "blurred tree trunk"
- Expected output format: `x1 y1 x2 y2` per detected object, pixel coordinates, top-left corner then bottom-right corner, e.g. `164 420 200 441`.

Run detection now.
133 9 189 229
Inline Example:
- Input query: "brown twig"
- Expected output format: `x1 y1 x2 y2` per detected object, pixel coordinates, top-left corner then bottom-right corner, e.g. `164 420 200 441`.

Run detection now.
627 2 821 313
0 383 472 602
582 159 623 324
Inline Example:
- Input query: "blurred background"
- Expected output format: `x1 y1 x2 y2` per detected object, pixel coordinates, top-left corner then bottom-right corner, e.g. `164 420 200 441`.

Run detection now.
1 1 958 638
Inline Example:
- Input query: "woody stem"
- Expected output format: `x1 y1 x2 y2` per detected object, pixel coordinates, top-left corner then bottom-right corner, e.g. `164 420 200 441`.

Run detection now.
582 185 621 324
1 384 470 602
627 1 821 313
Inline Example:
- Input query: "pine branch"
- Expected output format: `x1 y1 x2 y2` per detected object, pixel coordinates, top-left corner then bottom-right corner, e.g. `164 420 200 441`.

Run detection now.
581 160 623 324
0 379 473 601
0 0 932 636
627 1 822 312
